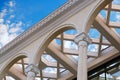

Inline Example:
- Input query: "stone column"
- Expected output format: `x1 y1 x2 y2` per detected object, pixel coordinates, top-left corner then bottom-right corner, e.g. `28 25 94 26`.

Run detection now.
74 32 91 80
25 64 39 80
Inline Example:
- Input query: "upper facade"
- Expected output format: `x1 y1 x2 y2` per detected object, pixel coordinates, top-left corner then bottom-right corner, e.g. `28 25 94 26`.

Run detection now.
0 0 120 80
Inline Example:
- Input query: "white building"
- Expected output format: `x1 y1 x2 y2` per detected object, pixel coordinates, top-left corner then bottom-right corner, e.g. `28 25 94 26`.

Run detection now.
0 0 120 80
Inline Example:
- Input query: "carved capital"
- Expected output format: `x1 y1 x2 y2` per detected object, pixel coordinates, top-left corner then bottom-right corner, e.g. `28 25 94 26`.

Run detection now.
25 64 39 76
74 32 92 46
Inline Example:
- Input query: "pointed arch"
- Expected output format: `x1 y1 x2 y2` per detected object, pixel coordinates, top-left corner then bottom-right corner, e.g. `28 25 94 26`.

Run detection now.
84 0 112 33
33 24 77 64
0 53 27 79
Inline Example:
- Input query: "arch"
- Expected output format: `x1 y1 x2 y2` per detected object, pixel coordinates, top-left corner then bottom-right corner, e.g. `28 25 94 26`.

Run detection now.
33 24 77 64
83 0 112 33
0 53 27 79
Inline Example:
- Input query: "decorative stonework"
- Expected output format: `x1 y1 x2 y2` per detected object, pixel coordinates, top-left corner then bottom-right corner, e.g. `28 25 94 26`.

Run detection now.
74 32 92 46
25 64 39 76
0 0 95 63
0 0 79 55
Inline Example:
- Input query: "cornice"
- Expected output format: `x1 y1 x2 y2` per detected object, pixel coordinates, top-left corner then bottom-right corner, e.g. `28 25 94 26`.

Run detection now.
0 0 77 54
0 0 95 60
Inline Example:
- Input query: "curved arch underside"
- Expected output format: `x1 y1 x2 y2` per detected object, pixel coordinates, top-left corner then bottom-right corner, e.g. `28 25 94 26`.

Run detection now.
0 0 120 80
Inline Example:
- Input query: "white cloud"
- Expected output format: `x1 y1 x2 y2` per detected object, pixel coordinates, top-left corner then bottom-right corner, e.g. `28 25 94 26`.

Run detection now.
9 27 21 33
0 9 7 18
116 12 120 22
88 44 98 52
43 55 56 62
64 41 78 50
0 0 25 48
0 24 20 47
113 0 119 3
10 15 15 19
44 67 57 73
6 20 11 24
10 23 16 27
9 21 24 33
16 21 23 27
0 21 24 48
0 24 9 46
0 19 4 23
116 15 120 19
10 21 23 28
8 33 17 41
9 1 15 7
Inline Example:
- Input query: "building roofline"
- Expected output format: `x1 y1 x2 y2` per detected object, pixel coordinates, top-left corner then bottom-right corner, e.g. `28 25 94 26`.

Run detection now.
0 0 95 57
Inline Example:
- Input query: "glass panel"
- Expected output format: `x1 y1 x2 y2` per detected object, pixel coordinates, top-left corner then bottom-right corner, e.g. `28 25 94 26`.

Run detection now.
101 45 109 50
35 78 41 80
43 78 48 80
64 29 78 35
89 28 100 38
100 10 107 18
112 0 120 5
55 39 61 45
60 68 66 73
110 11 120 22
5 76 15 80
43 67 57 74
64 40 78 50
42 54 57 62
88 44 99 52
116 28 120 34
72 55 79 61
89 57 120 80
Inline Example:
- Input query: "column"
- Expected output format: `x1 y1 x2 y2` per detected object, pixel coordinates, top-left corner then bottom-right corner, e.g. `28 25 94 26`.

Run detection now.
74 32 91 80
25 64 39 80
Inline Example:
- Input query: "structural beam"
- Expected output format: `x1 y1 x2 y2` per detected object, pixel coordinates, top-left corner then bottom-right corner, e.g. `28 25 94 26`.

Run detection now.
7 72 21 80
93 15 120 51
88 47 119 71
58 70 73 80
8 47 120 80
46 41 77 75
9 65 27 80
105 4 120 12
9 66 58 79
41 58 64 68
57 34 111 45
109 22 120 28
63 48 98 58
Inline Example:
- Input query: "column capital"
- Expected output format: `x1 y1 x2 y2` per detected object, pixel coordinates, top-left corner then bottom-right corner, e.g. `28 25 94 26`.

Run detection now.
74 32 92 46
25 64 39 75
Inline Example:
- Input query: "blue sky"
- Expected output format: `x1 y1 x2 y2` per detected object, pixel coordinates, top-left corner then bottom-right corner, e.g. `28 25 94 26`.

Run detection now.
112 0 120 5
0 1 120 79
0 0 67 48
100 0 120 35
0 0 120 49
